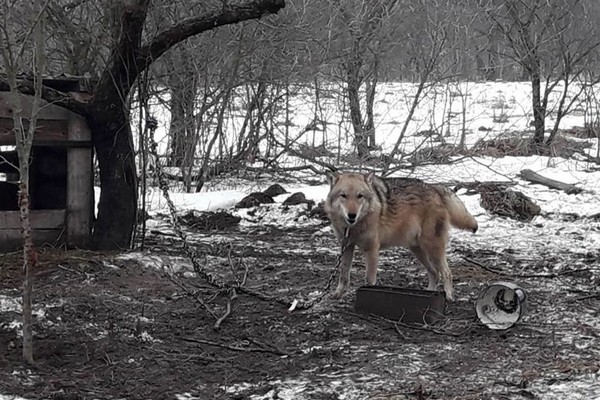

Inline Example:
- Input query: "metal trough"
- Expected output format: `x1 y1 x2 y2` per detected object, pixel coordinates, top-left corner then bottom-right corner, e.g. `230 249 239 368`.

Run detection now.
355 286 446 324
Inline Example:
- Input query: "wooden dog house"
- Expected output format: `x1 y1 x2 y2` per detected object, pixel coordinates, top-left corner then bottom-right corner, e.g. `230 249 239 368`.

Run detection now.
0 80 94 251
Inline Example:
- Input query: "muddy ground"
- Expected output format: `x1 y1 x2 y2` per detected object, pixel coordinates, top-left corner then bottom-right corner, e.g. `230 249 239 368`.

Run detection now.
1 212 599 400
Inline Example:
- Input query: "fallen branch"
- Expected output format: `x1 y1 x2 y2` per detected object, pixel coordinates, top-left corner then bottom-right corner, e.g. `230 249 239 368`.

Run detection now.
161 265 219 320
519 169 583 194
462 256 505 275
214 290 234 329
148 346 231 363
363 313 473 337
566 293 600 302
463 257 593 279
181 337 288 356
394 320 473 337
244 164 323 176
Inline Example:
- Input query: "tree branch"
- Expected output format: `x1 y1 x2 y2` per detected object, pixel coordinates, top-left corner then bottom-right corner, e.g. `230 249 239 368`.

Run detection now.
137 0 285 71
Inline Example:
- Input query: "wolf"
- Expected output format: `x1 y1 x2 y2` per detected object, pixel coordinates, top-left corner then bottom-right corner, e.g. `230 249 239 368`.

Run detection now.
324 172 478 300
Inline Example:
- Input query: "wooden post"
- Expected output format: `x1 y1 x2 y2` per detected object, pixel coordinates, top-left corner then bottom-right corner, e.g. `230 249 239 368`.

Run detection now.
66 115 93 248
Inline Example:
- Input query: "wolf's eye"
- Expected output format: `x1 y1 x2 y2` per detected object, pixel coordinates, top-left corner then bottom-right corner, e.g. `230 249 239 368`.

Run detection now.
357 193 364 199
340 193 347 199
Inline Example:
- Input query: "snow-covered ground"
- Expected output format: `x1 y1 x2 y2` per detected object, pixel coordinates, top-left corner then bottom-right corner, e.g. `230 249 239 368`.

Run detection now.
144 81 600 399
141 153 600 274
146 80 598 157
2 81 600 399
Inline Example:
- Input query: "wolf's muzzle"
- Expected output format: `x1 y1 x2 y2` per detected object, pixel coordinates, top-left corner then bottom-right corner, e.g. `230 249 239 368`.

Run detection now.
346 213 357 225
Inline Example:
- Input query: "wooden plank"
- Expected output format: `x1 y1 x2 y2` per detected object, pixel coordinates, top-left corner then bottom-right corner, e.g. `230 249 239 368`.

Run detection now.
28 140 93 148
66 115 93 248
0 92 72 121
0 228 64 251
0 118 69 145
0 209 65 229
41 77 95 94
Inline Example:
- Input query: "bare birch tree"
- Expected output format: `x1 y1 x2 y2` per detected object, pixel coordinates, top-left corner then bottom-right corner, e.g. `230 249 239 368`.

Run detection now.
0 0 47 363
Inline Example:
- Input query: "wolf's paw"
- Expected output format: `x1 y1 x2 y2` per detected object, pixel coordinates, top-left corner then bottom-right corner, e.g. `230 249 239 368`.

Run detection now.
331 290 345 300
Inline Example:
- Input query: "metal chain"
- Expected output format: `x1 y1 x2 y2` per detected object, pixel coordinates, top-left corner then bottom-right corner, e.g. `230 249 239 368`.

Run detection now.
146 117 225 290
290 229 350 311
144 117 344 311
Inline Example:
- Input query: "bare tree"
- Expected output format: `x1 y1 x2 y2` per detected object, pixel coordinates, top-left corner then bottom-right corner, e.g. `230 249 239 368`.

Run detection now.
382 0 461 173
482 0 600 147
329 0 401 159
0 0 47 363
1 0 286 249
147 2 314 193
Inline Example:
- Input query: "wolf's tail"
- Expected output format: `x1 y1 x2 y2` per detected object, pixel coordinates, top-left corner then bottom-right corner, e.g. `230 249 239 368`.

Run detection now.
441 188 478 233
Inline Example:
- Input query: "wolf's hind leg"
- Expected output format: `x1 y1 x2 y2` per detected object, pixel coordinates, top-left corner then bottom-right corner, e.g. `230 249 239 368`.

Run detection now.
432 255 453 301
422 241 453 300
410 246 438 291
416 219 454 300
332 243 356 299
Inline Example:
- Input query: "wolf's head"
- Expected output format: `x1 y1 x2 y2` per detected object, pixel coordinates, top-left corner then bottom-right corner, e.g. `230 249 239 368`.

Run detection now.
325 172 379 226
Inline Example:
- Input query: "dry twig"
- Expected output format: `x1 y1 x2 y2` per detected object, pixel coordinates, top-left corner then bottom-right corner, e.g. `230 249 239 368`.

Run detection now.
181 337 288 356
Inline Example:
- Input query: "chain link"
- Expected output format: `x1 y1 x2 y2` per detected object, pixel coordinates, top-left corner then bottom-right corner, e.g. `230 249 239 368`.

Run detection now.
290 229 349 311
147 118 224 290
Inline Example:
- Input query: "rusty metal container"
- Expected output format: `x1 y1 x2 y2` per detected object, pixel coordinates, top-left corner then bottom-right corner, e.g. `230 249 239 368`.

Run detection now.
354 286 446 324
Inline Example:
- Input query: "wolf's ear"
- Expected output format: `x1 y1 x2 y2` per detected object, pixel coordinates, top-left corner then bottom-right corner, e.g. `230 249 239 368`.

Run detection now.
326 171 339 187
364 171 376 185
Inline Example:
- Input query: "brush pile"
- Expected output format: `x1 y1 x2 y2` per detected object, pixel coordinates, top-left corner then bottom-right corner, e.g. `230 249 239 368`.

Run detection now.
478 183 541 222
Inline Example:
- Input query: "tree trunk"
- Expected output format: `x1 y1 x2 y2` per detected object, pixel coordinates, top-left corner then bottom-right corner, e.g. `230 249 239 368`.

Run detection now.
18 179 35 364
348 89 368 158
236 81 266 159
88 101 138 249
168 48 198 177
345 30 369 159
383 78 427 173
531 69 545 145
347 64 368 158
486 25 501 80
168 85 186 167
86 0 148 249
3 0 286 250
364 66 378 149
90 0 284 249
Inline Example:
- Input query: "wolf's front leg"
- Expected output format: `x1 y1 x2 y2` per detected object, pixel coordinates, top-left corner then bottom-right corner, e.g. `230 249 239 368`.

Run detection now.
331 242 356 299
363 245 380 285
